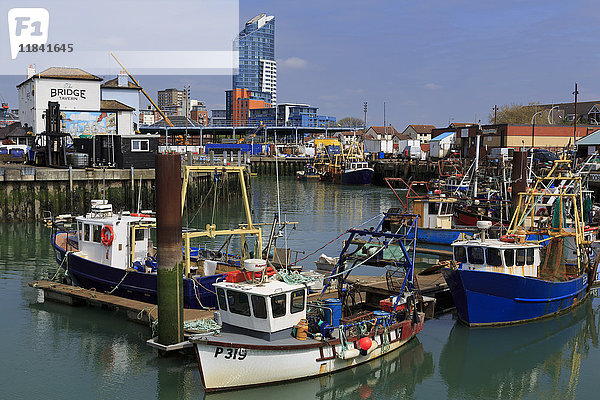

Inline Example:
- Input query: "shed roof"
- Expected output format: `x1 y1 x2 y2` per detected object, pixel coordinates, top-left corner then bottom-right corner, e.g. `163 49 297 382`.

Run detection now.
576 129 600 146
430 131 455 141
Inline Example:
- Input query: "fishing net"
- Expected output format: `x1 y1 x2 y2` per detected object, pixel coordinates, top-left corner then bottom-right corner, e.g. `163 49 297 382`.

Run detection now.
539 237 567 282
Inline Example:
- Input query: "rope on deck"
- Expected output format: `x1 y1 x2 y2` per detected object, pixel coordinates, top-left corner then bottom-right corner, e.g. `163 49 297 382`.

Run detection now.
184 318 221 333
276 269 320 285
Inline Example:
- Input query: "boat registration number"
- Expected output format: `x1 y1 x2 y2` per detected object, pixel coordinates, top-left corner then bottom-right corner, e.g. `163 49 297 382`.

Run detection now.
214 347 247 360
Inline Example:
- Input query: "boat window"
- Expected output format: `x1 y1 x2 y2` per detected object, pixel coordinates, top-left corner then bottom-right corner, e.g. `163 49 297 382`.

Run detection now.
516 249 525 266
428 202 439 215
486 248 503 267
526 248 534 265
271 294 287 318
135 228 145 242
227 291 251 316
454 246 467 263
251 295 267 319
467 246 485 264
83 224 90 242
92 225 102 243
290 290 305 314
216 288 227 311
504 249 514 267
78 222 83 240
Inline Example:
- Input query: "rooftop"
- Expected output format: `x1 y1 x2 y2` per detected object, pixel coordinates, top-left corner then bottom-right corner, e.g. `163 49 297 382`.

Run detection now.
101 77 141 90
407 124 436 134
100 100 134 111
17 67 102 87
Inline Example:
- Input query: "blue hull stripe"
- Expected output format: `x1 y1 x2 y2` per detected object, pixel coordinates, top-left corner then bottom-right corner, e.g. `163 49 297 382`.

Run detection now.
514 286 586 303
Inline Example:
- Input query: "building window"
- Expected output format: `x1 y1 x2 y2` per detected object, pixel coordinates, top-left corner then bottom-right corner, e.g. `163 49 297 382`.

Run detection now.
131 139 149 152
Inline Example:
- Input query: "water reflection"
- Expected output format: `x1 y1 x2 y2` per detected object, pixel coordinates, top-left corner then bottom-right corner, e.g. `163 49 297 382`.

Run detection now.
439 298 599 399
203 338 433 400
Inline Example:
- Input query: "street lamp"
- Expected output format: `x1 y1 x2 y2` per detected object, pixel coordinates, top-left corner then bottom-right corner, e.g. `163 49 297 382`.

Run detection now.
547 105 559 124
531 110 543 149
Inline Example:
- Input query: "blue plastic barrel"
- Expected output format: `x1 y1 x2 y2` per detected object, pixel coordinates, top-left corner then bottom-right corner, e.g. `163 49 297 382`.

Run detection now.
324 298 342 327
379 151 384 159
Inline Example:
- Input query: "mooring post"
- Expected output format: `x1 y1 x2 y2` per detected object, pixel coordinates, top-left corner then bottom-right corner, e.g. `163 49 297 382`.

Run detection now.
68 165 73 212
130 166 135 211
155 153 184 346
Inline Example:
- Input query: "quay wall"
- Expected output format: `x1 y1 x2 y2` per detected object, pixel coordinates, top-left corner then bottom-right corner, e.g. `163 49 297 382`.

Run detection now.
0 166 248 222
249 157 443 182
250 157 308 176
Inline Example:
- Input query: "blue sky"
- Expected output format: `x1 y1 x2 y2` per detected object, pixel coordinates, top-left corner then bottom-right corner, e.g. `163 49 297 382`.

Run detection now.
1 0 599 129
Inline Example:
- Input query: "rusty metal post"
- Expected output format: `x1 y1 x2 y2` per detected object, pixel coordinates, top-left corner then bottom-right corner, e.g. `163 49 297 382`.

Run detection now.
511 151 527 214
155 153 184 346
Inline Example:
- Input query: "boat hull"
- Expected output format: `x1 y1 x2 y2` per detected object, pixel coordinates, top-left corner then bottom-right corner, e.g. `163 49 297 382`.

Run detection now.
193 315 424 392
340 168 373 185
397 226 475 246
441 267 588 326
52 233 221 309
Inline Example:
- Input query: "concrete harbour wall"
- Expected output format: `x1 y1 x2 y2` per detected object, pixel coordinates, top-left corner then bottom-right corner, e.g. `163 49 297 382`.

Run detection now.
0 166 248 222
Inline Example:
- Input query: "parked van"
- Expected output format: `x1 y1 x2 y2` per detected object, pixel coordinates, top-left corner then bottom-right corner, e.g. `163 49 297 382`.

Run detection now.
402 145 422 160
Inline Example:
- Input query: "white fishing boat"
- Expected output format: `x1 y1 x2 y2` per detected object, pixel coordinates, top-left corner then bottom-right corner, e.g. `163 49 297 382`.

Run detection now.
191 215 426 392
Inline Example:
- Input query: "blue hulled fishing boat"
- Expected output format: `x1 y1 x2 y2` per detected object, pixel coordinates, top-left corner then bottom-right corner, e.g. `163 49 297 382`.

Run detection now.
442 159 595 326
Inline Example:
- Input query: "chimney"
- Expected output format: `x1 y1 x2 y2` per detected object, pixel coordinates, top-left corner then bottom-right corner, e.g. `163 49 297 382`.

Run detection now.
117 70 128 87
26 64 36 79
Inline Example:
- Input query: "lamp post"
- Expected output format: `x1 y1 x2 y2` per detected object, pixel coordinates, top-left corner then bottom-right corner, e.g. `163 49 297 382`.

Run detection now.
547 105 559 124
530 110 543 176
530 110 543 149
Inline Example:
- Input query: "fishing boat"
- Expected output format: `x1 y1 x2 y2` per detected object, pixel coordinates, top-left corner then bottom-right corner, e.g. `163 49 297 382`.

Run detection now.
51 165 264 309
340 160 373 185
321 141 373 185
191 214 426 392
442 159 596 326
296 164 321 181
384 179 477 245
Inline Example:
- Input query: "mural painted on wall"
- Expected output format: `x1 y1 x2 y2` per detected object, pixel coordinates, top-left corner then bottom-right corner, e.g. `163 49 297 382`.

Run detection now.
61 111 116 137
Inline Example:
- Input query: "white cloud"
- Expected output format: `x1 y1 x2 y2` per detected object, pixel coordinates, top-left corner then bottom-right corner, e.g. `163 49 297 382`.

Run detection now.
280 57 308 69
424 83 441 90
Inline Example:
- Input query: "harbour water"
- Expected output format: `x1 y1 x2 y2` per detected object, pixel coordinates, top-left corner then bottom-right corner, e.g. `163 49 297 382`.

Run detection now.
2 176 600 399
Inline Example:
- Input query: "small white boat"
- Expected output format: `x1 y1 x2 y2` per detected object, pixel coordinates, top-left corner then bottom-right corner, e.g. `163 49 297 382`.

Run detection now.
191 215 426 392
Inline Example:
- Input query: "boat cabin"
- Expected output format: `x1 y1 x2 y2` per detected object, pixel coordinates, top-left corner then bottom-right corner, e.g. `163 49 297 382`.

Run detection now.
412 197 456 229
214 279 307 339
75 200 155 269
452 239 541 277
346 161 369 171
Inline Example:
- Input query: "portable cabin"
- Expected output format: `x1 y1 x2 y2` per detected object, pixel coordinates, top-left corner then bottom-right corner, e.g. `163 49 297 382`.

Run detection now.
214 279 307 340
75 200 155 269
452 239 541 277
